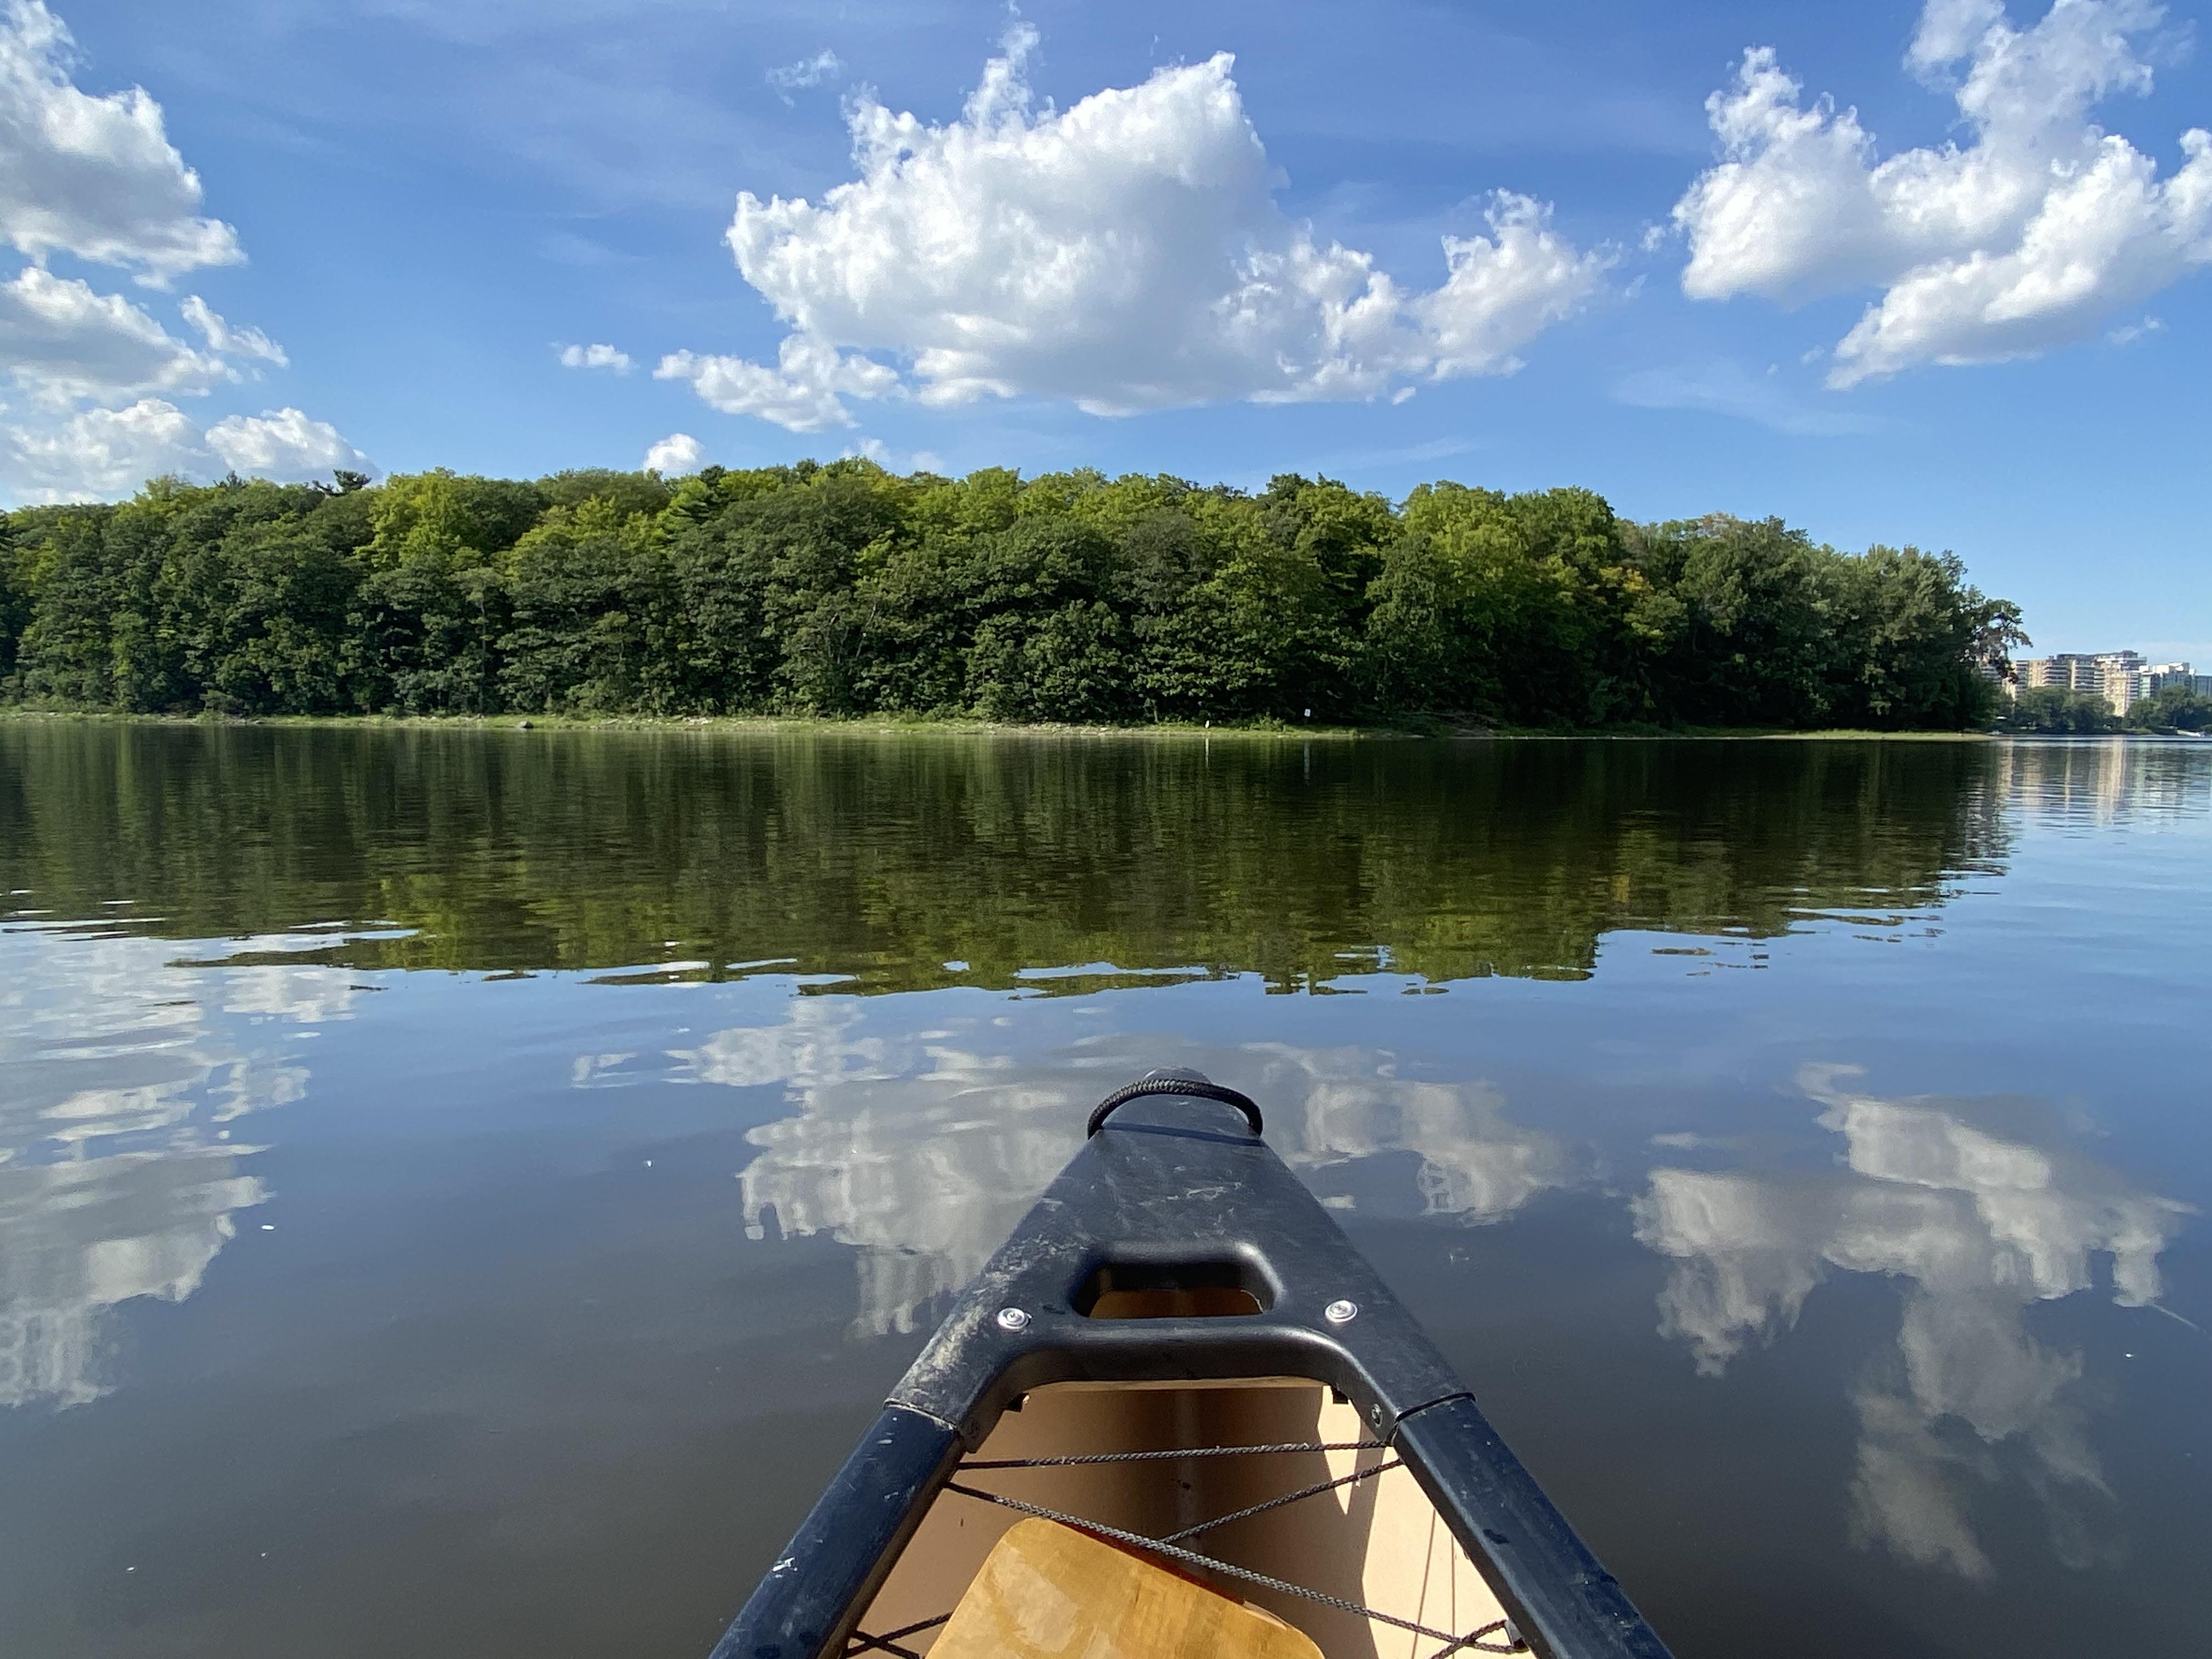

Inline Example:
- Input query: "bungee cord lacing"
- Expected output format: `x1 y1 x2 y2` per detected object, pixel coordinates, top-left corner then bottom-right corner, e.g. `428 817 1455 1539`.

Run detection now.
842 1438 1526 1659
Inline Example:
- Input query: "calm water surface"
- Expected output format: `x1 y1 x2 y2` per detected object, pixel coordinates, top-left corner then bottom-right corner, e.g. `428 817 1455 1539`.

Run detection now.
2 723 2208 1658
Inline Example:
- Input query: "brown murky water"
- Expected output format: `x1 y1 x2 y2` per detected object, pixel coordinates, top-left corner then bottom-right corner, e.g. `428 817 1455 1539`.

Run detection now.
2 721 2208 1658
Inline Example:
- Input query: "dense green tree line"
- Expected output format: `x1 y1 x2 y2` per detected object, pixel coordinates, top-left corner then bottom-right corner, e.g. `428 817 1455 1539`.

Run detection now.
0 461 2025 728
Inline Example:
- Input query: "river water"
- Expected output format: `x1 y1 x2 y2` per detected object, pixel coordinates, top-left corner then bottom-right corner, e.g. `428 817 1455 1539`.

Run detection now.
2 721 2208 1658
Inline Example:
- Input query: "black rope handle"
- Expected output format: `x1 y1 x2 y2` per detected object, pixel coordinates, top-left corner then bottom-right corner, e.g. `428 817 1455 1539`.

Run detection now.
1086 1075 1263 1138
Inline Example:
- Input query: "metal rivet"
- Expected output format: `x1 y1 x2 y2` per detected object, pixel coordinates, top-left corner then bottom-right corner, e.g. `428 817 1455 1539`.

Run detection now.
1324 1299 1359 1324
995 1307 1031 1331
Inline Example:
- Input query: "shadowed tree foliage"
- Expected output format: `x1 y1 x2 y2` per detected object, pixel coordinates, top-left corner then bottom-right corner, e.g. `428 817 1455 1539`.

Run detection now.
0 464 2023 729
1997 687 2118 733
2124 685 2212 732
0 513 28 687
1997 682 2212 734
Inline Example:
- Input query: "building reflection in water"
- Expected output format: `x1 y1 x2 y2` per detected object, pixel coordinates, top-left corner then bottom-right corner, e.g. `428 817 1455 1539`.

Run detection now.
670 1003 1572 1338
1998 738 2212 828
0 936 349 1409
1634 1063 2191 1580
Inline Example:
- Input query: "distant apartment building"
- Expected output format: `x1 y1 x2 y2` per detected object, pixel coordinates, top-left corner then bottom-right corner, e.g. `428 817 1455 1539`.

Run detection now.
2118 661 2206 711
2143 662 2212 698
2008 652 2201 714
2012 652 2139 710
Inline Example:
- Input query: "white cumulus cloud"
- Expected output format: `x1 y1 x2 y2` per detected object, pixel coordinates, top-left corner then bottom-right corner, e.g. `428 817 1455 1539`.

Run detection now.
765 48 842 105
180 294 286 366
205 407 370 479
1416 195 1612 377
0 396 198 499
0 0 241 284
1 398 370 503
1674 0 2212 386
2106 313 2164 342
845 436 946 474
642 431 703 474
0 266 226 403
556 341 632 373
656 335 899 433
0 3 362 505
674 25 1606 431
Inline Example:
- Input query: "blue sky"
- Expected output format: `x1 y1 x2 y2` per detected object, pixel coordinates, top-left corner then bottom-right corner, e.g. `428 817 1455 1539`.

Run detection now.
3 0 2208 659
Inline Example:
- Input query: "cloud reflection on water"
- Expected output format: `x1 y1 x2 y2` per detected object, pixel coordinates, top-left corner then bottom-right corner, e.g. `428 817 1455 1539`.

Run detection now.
0 937 349 1409
673 1005 1573 1337
1634 1063 2191 1580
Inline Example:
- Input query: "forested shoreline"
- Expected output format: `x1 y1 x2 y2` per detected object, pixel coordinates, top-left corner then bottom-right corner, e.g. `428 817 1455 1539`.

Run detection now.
0 461 2024 729
1998 684 2212 733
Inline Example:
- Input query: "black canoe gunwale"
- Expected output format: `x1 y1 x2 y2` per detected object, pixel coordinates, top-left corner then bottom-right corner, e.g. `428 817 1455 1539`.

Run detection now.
712 1075 1675 1659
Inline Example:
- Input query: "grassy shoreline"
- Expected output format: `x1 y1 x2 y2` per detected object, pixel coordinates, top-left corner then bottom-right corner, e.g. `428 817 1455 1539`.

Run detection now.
0 707 2002 741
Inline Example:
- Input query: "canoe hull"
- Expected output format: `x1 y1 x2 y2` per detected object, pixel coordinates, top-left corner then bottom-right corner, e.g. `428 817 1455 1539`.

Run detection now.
712 1079 1673 1659
868 1378 1513 1658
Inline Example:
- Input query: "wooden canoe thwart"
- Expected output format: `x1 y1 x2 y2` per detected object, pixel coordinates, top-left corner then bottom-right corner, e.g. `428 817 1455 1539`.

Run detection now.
712 1073 1675 1659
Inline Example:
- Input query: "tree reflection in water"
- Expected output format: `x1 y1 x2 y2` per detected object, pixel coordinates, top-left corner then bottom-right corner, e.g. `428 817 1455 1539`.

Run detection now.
1 721 2022 989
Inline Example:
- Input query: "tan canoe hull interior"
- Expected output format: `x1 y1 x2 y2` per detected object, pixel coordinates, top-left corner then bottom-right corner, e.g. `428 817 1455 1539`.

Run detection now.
862 1379 1509 1659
